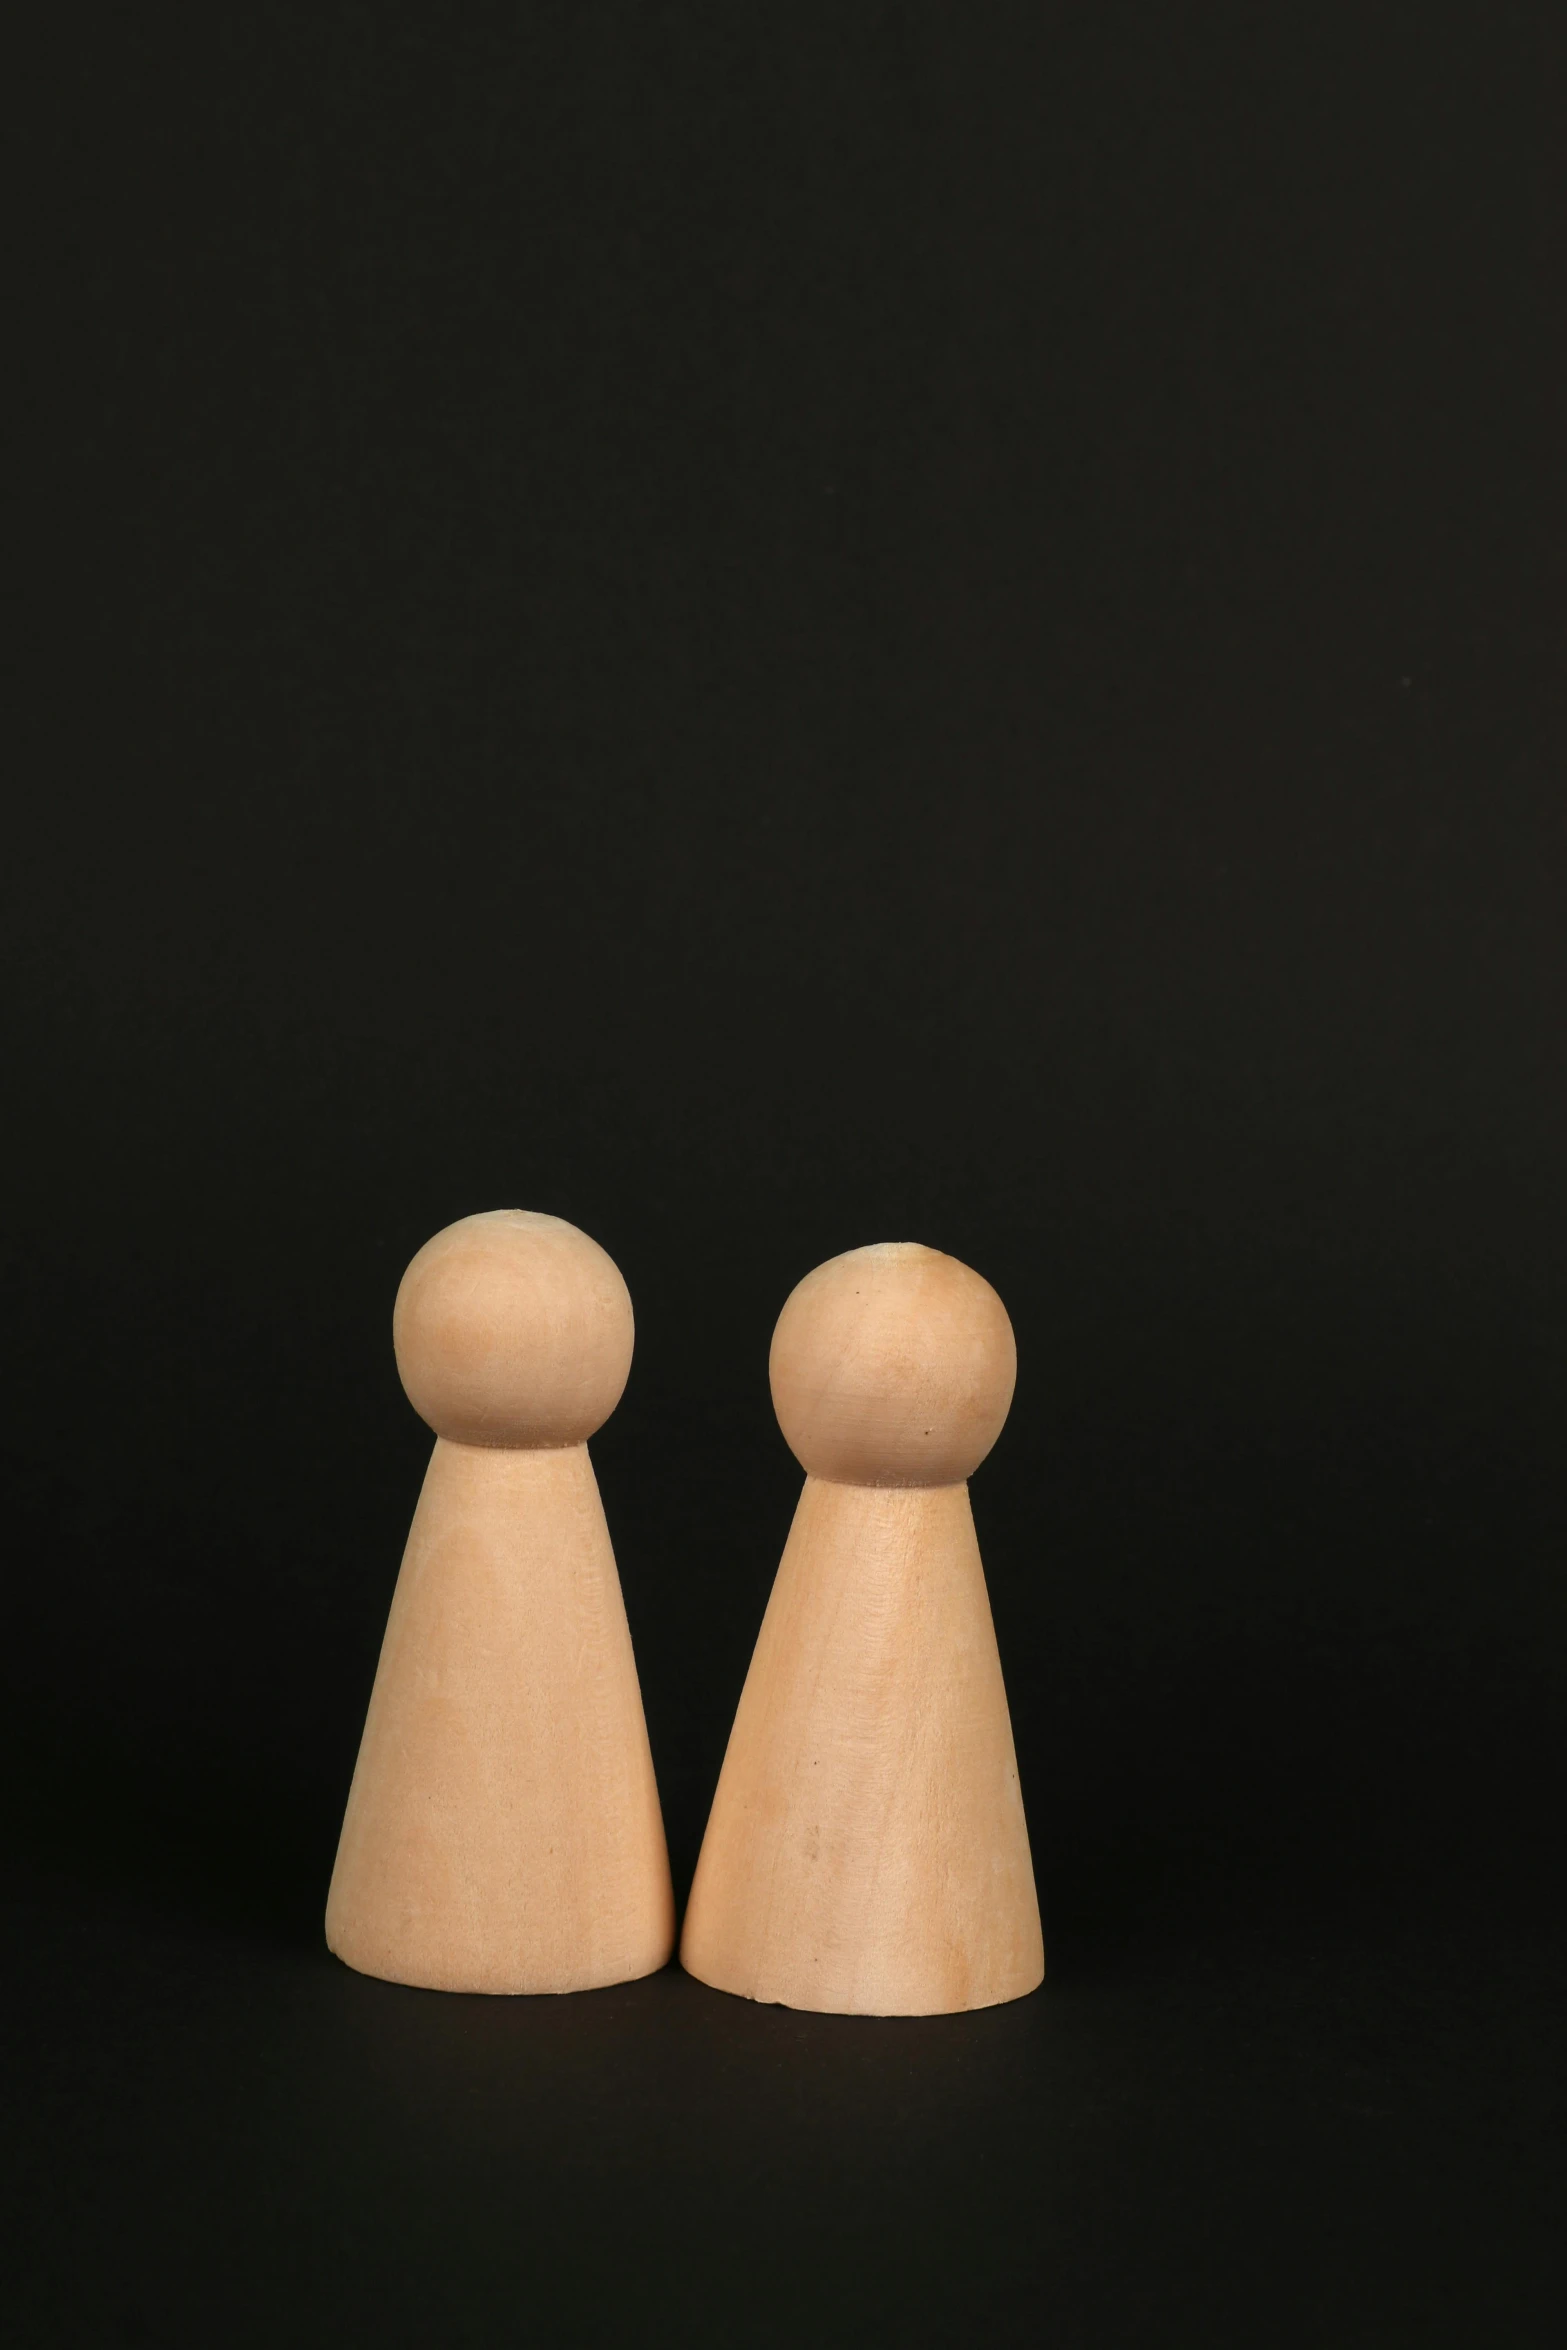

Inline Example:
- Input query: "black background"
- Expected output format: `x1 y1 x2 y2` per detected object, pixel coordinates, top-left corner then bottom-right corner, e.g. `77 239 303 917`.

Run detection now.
9 5 1566 2342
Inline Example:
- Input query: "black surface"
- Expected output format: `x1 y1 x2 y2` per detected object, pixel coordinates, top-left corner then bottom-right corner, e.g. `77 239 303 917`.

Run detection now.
8 6 1566 2341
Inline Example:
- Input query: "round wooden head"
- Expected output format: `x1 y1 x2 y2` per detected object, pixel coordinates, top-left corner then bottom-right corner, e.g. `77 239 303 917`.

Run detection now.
393 1210 634 1447
769 1242 1017 1487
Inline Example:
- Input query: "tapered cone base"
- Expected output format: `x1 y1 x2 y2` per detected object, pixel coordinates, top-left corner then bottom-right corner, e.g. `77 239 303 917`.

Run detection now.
327 1439 675 1994
680 1479 1043 2015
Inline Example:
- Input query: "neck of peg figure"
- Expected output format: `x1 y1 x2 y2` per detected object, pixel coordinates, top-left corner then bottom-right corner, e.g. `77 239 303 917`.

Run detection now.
789 1471 982 1618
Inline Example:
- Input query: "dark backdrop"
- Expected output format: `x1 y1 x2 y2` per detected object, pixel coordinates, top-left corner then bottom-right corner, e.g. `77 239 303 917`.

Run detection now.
9 6 1565 2344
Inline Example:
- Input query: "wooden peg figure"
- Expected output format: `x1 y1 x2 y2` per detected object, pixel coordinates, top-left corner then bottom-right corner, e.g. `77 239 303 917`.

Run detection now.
326 1210 675 1994
680 1243 1043 2016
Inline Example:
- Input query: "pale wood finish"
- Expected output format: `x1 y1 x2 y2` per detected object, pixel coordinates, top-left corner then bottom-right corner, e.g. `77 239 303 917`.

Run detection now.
326 1212 674 1995
392 1208 635 1452
681 1243 1042 2016
770 1241 1017 1489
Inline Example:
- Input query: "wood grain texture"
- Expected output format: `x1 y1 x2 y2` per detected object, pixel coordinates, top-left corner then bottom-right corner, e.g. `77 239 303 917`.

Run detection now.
681 1477 1042 2015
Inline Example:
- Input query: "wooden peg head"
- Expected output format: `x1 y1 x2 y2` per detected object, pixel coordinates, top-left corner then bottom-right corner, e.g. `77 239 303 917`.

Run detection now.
392 1210 634 1448
768 1241 1016 1488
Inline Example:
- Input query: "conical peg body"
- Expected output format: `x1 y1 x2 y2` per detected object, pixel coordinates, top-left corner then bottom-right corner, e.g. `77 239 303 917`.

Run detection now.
680 1242 1043 2016
326 1210 675 1994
